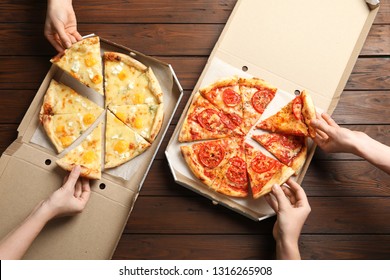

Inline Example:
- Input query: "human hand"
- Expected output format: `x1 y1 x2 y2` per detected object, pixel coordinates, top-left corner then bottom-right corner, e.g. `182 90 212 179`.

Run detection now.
39 165 91 220
44 0 82 52
264 178 311 259
310 112 363 154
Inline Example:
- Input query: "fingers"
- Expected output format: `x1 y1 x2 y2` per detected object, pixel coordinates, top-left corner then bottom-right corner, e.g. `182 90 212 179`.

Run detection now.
264 193 278 212
54 22 72 49
285 178 310 209
46 34 65 52
270 184 292 211
63 165 81 189
79 178 91 203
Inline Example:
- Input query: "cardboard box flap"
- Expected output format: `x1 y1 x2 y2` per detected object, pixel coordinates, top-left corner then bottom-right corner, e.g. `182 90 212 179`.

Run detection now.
212 0 378 113
0 140 136 259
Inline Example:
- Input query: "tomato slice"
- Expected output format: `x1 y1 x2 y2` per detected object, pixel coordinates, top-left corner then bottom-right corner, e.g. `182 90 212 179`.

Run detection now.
226 156 248 184
251 90 274 114
251 154 276 173
292 96 303 121
219 113 237 130
198 143 225 169
196 109 222 131
222 88 241 107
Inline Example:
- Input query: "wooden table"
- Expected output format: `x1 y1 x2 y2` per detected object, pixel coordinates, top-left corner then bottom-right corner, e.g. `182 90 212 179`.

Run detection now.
1 0 389 260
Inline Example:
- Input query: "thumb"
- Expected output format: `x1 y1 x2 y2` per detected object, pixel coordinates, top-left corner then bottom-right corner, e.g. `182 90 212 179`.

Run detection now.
64 165 81 189
271 184 291 211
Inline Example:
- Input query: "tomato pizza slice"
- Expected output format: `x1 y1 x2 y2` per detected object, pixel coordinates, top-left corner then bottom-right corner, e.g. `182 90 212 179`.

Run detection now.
199 77 244 133
209 137 248 197
178 92 243 142
180 137 234 189
256 91 316 137
252 132 307 173
245 143 294 199
239 78 277 134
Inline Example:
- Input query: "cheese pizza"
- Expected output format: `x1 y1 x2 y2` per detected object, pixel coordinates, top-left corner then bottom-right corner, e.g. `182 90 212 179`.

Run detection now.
50 36 104 95
40 37 165 178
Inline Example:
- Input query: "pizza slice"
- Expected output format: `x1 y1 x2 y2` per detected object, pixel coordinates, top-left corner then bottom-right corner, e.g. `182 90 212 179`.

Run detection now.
239 77 277 134
178 92 243 142
108 103 164 143
105 110 151 169
245 143 295 199
50 36 104 95
180 137 235 189
252 132 307 173
211 137 249 197
56 123 102 180
41 111 102 153
256 90 316 137
199 76 244 132
104 52 163 107
40 80 103 116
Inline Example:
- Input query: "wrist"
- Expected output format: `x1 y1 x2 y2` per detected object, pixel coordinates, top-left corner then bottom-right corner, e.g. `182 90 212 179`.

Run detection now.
350 131 369 157
275 238 301 260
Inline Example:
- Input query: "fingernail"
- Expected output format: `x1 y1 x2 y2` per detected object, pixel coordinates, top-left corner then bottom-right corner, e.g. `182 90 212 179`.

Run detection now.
65 41 72 49
272 184 280 191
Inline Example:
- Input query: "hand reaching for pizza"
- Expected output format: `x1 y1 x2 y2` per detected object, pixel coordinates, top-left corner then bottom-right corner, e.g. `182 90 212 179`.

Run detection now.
264 178 311 260
44 0 83 52
41 165 91 219
310 112 363 154
0 165 90 260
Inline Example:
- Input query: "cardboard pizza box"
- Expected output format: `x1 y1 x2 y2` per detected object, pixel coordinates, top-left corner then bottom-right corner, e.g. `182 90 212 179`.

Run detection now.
166 0 379 221
0 36 183 259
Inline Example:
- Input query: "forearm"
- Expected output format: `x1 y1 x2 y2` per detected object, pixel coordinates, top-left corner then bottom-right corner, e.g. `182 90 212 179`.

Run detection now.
0 203 52 260
352 132 390 175
275 239 301 260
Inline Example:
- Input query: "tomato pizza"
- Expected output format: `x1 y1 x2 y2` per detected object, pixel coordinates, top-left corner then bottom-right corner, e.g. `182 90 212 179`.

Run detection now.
179 76 316 199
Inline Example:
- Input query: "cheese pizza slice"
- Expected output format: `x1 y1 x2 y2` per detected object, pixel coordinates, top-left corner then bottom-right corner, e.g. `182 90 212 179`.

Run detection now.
256 91 316 137
40 80 103 116
178 92 243 142
108 103 164 143
105 110 151 169
245 143 295 199
239 77 277 134
56 123 102 180
50 36 104 95
252 132 307 173
41 111 102 153
104 52 163 107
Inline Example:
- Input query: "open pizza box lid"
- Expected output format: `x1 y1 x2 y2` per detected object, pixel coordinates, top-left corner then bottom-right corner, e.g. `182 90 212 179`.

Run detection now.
0 36 183 259
166 0 379 221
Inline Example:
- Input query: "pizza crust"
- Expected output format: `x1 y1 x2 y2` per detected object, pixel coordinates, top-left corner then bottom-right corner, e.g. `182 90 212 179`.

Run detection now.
301 90 317 138
56 161 101 180
149 103 164 143
253 165 295 199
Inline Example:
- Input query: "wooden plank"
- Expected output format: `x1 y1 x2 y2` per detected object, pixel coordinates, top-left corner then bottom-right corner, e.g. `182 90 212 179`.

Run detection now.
0 23 224 56
1 0 388 25
124 197 390 234
0 124 18 154
141 159 390 197
0 90 36 124
0 0 237 24
112 234 390 260
0 23 389 57
0 56 388 92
